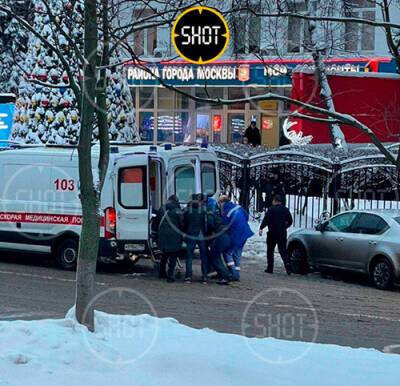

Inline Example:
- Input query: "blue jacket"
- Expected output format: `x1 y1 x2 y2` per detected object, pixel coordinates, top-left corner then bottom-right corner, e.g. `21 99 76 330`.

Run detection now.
222 201 254 248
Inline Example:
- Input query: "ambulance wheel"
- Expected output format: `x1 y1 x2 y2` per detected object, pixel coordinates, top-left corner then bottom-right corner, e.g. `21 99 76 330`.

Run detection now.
56 239 78 270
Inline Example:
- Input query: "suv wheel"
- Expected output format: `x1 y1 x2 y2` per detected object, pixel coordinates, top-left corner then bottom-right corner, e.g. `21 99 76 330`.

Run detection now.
55 239 78 270
371 258 394 290
289 244 309 274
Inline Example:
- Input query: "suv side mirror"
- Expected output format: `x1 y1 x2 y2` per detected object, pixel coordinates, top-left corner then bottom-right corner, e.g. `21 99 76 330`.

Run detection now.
316 222 325 232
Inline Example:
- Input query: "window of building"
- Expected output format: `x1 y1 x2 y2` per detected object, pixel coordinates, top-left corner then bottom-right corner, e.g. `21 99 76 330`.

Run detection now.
176 112 190 144
157 114 174 143
133 8 158 56
229 113 246 143
232 4 261 55
139 87 154 109
139 111 154 142
228 88 246 110
344 1 376 52
158 87 174 110
195 88 223 108
175 89 189 109
287 3 312 54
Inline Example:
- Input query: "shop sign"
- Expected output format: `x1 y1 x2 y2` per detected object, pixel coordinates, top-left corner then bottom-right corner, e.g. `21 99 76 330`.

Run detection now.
213 115 222 132
262 117 273 130
259 100 278 111
126 58 395 87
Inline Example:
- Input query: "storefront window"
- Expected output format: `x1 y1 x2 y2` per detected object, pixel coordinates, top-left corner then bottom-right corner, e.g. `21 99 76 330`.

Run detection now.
157 112 190 144
229 113 246 144
175 112 190 144
176 89 190 109
157 114 174 143
158 87 174 110
195 88 223 108
139 87 154 108
139 112 154 142
228 88 246 109
196 114 210 144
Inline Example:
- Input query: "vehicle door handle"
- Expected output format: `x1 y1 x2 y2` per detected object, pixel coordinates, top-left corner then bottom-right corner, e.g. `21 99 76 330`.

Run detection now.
336 237 344 242
369 241 377 246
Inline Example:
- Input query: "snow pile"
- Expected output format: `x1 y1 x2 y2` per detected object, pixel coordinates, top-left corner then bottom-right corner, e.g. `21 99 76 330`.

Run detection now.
0 310 399 386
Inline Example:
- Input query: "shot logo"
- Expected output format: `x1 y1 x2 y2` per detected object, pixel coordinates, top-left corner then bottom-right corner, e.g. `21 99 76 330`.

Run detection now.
172 6 229 64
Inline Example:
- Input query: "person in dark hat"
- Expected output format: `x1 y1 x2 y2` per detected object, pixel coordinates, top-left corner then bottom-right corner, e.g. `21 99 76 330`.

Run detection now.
243 118 261 147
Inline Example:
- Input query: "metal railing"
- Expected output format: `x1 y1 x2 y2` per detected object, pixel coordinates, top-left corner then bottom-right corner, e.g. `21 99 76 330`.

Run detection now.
215 145 400 227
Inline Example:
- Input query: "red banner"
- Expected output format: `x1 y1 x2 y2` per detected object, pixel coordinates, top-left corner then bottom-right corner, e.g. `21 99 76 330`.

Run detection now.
290 72 400 143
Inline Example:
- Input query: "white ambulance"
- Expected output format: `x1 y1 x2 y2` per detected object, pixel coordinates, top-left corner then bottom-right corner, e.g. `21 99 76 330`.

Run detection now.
0 143 219 269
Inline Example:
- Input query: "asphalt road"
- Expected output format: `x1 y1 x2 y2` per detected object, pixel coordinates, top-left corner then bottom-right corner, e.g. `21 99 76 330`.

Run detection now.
1 251 400 354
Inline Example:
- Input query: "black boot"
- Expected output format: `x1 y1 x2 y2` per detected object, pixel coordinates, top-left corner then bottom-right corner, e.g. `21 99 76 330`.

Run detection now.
264 266 273 274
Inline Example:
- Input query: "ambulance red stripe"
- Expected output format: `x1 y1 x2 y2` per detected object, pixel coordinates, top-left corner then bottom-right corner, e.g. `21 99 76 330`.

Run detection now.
0 212 83 225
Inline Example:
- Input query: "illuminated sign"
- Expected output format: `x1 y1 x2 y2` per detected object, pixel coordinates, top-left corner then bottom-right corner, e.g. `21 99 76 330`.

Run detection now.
172 6 230 64
126 58 396 87
0 103 15 147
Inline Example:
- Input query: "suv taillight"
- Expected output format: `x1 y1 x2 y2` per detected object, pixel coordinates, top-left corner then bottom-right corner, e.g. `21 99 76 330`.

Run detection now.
104 207 116 239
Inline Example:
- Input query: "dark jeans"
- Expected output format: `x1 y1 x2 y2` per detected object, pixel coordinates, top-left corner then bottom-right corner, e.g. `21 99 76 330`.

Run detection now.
210 234 232 280
267 232 289 271
159 253 178 280
185 237 208 279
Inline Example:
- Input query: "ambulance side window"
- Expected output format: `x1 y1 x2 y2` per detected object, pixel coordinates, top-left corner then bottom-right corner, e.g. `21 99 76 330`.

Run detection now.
118 167 147 209
174 165 195 203
2 163 51 203
201 162 216 196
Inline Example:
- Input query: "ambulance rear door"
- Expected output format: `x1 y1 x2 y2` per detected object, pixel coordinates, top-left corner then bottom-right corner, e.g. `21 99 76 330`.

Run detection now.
167 153 201 204
115 154 149 246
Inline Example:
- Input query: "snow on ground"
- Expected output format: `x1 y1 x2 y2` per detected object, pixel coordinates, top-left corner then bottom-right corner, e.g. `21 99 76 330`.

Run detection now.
0 309 399 386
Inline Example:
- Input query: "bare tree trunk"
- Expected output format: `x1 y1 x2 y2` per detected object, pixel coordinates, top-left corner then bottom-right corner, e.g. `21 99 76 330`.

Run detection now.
97 0 110 188
75 0 99 332
306 0 348 152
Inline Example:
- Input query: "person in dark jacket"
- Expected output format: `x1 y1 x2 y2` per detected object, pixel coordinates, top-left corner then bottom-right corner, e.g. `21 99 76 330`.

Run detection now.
262 169 286 210
183 194 209 283
243 119 261 147
156 195 184 282
259 194 293 275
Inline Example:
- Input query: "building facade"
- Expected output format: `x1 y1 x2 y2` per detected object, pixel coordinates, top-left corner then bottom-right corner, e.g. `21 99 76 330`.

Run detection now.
126 0 400 146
